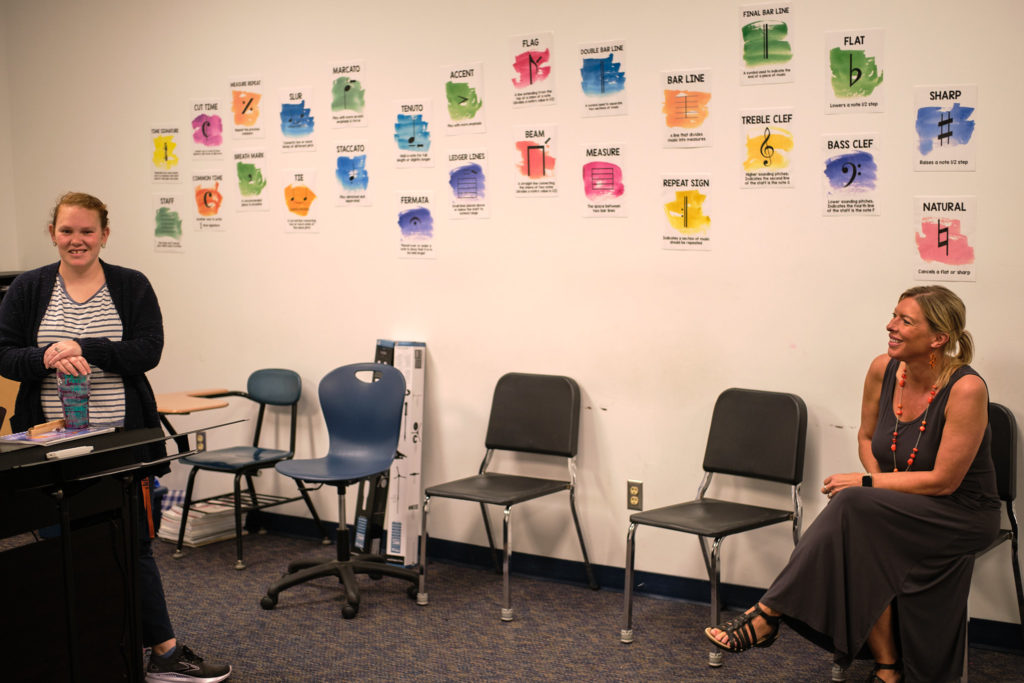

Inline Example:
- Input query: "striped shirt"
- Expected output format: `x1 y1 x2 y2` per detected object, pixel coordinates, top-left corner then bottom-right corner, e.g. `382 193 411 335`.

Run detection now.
37 275 126 426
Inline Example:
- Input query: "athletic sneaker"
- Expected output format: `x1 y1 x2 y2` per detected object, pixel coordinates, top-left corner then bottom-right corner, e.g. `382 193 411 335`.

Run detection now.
146 644 231 682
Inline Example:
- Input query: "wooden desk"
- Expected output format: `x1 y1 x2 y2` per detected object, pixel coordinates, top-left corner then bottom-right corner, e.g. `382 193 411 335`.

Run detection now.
156 388 230 415
156 389 230 453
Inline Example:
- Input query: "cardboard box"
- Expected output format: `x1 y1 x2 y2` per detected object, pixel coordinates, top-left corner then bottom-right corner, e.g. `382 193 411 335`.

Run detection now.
375 340 425 565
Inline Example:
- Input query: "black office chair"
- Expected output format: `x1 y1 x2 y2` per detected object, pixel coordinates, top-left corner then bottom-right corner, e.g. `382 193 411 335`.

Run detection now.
960 402 1023 680
417 372 599 622
173 368 328 569
620 387 807 668
260 363 418 619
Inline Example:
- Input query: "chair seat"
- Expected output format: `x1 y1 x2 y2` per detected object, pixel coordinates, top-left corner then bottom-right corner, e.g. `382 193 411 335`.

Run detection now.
426 473 570 506
181 446 291 472
630 498 794 537
276 455 390 485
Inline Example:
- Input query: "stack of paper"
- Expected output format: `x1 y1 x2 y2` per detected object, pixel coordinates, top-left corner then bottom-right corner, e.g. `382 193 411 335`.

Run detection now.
157 502 240 547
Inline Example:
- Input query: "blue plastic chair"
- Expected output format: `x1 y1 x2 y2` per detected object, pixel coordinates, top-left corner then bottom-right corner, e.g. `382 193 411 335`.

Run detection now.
174 368 328 569
259 363 418 619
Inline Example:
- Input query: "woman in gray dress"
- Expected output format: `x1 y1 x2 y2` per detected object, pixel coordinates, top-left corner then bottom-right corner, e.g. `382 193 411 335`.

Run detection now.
704 285 1000 683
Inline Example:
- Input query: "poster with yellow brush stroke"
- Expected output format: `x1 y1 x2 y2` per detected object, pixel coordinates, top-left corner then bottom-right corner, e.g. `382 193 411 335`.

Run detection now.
661 174 711 250
149 124 182 184
740 108 794 188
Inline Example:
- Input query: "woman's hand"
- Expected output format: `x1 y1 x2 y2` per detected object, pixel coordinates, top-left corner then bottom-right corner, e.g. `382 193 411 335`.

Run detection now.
821 473 867 499
45 341 90 376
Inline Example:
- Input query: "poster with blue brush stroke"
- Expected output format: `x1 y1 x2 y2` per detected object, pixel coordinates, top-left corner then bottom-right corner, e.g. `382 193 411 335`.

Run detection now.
334 141 371 206
913 85 977 172
447 149 489 219
821 133 879 216
279 86 316 152
392 99 433 168
396 192 436 259
578 40 627 117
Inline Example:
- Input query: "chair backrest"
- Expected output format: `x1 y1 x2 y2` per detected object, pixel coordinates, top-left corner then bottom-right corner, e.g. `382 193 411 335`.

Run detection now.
319 363 406 471
989 402 1018 504
703 387 807 485
248 368 302 405
484 372 580 457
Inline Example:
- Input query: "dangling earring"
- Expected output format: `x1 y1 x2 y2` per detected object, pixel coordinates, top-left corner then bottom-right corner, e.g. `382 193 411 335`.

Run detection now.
52 241 57 246
928 351 937 369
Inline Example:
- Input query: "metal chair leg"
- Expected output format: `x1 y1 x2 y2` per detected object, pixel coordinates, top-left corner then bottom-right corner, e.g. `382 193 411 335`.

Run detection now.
173 466 200 558
232 473 246 569
621 522 637 643
480 502 501 574
501 506 513 621
700 536 725 668
569 486 599 590
416 496 430 606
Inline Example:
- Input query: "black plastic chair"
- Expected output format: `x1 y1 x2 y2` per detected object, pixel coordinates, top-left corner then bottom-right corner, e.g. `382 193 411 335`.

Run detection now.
260 363 418 619
960 402 1023 680
173 368 328 569
620 387 807 668
417 372 599 622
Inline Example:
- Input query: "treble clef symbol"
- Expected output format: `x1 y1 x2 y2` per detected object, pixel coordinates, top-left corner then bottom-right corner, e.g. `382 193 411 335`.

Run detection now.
759 128 775 167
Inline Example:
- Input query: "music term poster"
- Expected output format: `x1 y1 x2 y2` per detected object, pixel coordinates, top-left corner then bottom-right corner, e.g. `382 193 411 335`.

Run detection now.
443 62 485 135
739 2 794 85
329 60 367 128
578 40 627 117
392 99 433 168
581 143 626 218
149 124 182 184
661 174 712 251
279 86 316 153
192 171 226 231
447 149 489 219
822 133 879 216
661 69 712 148
512 124 558 197
283 169 319 233
825 29 885 113
233 150 270 212
229 76 265 140
153 194 184 253
334 140 371 207
397 192 436 259
190 99 226 162
510 31 556 108
913 85 977 172
740 108 795 188
913 196 976 282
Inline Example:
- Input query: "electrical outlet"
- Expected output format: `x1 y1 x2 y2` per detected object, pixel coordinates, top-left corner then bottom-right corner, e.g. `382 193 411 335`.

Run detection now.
627 479 643 511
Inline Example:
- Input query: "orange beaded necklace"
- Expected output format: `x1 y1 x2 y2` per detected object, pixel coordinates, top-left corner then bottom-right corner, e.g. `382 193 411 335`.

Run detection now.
891 368 938 471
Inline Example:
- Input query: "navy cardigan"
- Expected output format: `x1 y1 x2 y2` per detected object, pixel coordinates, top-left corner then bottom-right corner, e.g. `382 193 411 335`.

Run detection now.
0 260 167 463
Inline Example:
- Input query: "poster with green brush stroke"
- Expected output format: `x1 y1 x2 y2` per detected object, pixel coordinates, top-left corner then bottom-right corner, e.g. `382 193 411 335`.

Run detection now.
739 2 794 85
329 59 367 128
153 194 184 254
825 29 885 113
443 61 485 134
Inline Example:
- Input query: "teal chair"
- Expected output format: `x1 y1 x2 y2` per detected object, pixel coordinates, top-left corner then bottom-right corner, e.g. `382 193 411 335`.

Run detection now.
174 368 328 569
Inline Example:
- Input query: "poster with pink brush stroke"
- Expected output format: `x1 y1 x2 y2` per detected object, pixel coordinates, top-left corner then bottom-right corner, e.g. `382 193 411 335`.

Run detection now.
581 143 626 217
510 32 556 108
512 124 558 197
190 100 225 162
913 196 976 282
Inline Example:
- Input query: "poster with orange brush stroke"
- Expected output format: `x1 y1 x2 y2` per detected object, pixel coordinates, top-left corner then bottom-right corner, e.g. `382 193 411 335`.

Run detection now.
283 169 319 233
661 69 712 148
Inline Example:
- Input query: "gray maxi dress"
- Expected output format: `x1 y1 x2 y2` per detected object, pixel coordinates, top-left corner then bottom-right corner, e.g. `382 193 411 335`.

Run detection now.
760 360 1001 682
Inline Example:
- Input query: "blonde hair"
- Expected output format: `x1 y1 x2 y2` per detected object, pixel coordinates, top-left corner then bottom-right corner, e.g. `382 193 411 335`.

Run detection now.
899 285 974 386
50 191 109 230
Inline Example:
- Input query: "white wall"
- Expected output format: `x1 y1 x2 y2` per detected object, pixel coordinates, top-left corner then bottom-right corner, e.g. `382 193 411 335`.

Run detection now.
0 3 20 268
3 0 1022 624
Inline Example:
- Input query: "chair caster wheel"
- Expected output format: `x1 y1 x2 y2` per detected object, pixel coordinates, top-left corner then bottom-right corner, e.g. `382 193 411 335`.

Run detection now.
342 603 358 619
260 595 277 610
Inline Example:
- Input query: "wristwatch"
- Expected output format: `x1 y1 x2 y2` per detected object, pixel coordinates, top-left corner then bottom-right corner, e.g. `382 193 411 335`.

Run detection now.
862 473 873 487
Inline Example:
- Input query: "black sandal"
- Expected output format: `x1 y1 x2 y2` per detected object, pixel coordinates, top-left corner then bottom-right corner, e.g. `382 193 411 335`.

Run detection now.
703 604 781 653
866 661 902 682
